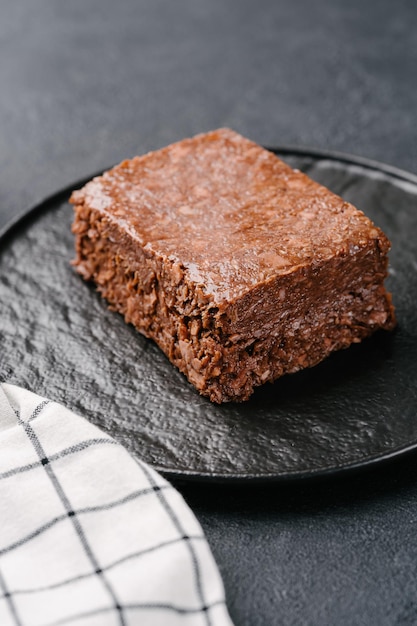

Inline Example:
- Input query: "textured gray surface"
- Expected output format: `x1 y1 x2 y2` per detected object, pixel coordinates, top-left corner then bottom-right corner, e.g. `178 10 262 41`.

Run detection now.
1 1 417 624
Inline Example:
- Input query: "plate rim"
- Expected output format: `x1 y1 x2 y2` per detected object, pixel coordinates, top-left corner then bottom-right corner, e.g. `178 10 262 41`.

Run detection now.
2 146 417 484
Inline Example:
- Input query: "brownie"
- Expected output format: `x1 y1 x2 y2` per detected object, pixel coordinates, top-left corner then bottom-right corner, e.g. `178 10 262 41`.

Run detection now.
70 128 396 403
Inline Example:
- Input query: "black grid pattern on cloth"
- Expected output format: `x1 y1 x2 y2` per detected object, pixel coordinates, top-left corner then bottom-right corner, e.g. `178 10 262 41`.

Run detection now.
136 459 213 626
15 407 127 626
0 569 22 626
0 391 230 626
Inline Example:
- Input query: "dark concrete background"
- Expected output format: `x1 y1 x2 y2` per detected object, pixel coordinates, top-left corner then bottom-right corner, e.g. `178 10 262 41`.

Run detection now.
1 1 417 624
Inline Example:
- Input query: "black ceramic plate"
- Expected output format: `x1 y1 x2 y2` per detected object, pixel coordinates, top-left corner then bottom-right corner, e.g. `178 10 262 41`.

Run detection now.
1 148 417 482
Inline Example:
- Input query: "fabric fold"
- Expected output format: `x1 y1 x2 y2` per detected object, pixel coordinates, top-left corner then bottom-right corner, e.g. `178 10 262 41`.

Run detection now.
0 383 233 626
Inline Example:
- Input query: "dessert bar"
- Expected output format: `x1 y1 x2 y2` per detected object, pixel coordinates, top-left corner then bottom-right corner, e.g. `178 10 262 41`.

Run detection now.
71 129 395 402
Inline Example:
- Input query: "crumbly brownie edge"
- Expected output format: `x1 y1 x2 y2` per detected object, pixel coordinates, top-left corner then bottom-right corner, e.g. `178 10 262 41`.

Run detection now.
71 203 395 403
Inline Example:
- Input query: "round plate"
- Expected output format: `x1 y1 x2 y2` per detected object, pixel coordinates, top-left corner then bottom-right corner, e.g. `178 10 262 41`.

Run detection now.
1 148 417 482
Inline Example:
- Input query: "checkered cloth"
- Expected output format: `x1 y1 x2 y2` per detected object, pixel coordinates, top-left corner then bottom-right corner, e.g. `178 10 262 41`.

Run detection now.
0 383 233 626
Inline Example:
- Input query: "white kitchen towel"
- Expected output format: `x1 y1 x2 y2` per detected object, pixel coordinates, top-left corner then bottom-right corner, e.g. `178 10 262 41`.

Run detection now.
0 383 233 626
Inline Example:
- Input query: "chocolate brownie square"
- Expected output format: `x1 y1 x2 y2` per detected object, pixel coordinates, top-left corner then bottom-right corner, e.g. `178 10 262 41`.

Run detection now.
70 129 395 402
